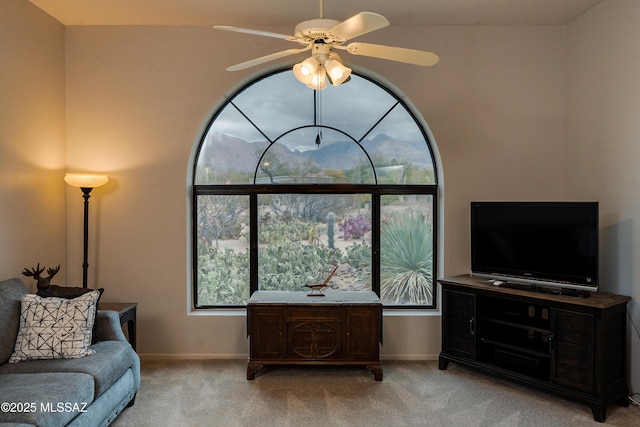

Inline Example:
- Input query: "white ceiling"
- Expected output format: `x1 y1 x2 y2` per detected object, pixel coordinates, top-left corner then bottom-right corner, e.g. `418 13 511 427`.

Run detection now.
29 0 602 26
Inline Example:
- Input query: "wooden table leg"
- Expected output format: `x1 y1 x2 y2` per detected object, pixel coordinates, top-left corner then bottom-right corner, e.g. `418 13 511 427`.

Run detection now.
247 362 262 380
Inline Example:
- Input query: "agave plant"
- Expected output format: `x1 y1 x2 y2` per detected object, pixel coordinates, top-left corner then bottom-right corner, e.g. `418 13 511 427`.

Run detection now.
380 210 433 305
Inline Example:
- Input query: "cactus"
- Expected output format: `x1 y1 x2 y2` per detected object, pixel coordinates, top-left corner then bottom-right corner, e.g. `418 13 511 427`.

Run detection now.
327 212 335 249
339 214 371 240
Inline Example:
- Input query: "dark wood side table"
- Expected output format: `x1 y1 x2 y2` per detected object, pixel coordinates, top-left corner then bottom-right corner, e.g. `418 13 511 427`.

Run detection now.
98 302 138 351
247 290 383 381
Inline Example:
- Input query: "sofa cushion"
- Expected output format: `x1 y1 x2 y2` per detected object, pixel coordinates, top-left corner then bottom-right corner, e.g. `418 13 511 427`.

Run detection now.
0 278 29 364
9 290 101 363
36 287 105 344
0 372 94 427
0 341 136 397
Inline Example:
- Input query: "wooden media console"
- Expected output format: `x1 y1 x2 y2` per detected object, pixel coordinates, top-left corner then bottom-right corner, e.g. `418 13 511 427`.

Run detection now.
438 275 630 422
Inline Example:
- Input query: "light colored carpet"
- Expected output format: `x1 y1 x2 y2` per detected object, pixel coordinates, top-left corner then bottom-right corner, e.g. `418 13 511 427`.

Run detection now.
112 359 639 426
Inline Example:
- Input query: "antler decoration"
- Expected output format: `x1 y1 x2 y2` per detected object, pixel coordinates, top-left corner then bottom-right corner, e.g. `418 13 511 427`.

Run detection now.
47 265 60 278
22 263 93 298
22 263 60 292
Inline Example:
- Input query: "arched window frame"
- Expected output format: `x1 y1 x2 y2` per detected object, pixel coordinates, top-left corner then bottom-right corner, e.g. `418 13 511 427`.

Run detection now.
192 67 439 310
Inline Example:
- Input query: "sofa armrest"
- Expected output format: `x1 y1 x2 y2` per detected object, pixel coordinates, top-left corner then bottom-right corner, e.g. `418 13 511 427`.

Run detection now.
94 310 128 342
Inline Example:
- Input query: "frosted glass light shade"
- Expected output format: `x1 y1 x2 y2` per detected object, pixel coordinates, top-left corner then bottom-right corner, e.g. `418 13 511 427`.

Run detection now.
64 173 109 189
293 53 350 90
293 63 313 85
298 57 318 76
325 56 351 86
293 56 319 85
306 67 327 90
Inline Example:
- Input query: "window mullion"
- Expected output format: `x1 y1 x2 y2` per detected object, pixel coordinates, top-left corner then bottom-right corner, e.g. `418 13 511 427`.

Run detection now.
249 193 259 297
372 191 381 296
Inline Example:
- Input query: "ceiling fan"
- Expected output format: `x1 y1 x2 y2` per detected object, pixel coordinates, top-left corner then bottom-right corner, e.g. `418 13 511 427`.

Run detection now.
213 0 439 90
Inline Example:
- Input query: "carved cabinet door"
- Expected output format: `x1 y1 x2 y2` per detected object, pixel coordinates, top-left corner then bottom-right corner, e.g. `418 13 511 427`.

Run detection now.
250 307 285 359
345 307 380 360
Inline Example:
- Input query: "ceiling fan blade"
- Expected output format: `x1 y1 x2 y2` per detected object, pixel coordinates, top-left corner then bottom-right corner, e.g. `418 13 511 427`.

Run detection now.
213 25 293 41
345 42 440 66
329 12 389 41
226 47 310 71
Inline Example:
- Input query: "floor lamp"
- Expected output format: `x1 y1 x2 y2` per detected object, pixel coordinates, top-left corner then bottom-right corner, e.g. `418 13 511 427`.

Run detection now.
64 173 109 288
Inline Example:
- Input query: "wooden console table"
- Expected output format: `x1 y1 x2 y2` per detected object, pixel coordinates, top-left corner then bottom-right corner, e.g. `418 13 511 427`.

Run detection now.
246 291 383 380
438 275 630 422
98 302 137 351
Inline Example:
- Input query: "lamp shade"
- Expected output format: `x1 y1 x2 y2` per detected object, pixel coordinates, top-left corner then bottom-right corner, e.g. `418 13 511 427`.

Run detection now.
293 56 319 85
307 66 327 90
293 63 313 85
64 173 109 189
325 53 351 86
298 57 318 76
325 59 351 86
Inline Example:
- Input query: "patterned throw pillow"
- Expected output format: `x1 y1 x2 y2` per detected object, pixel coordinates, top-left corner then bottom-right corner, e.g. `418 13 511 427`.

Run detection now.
9 290 101 363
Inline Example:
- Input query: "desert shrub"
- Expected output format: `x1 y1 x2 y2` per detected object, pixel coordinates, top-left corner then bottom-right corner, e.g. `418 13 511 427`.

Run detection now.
344 241 371 270
380 210 433 305
258 241 342 291
339 214 371 240
258 217 308 244
197 247 250 305
197 196 246 250
269 193 354 222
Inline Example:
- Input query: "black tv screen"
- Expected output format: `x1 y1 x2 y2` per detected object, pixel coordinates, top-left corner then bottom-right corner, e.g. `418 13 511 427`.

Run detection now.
471 201 599 291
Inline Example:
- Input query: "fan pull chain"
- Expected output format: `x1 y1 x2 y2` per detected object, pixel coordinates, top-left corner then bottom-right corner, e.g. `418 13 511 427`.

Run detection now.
315 89 322 147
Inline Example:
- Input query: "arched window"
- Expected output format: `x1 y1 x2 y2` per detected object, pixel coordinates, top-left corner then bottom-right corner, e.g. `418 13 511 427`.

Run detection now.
193 68 438 308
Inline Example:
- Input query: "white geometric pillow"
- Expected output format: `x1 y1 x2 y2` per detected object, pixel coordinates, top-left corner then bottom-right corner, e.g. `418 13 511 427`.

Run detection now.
9 290 101 363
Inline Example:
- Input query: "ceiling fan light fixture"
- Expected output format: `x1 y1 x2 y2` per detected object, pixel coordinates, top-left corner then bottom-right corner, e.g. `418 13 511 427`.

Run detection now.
294 56 320 85
300 56 318 75
293 62 313 84
306 66 327 90
325 53 351 86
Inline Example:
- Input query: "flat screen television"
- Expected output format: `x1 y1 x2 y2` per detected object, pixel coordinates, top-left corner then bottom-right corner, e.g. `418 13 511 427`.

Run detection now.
470 201 599 293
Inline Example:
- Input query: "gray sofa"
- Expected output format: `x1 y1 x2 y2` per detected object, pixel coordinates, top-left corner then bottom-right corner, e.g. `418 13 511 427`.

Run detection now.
0 278 140 427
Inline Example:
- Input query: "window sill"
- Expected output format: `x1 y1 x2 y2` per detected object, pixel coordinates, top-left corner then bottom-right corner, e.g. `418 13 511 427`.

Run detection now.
188 308 246 316
188 308 441 316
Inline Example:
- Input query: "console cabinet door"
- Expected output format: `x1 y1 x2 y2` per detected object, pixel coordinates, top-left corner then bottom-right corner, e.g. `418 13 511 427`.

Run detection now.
551 309 594 392
249 307 285 359
286 307 343 360
442 288 477 360
345 307 381 360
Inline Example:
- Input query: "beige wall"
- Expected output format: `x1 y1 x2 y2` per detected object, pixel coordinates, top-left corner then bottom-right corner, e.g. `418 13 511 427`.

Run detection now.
566 0 640 392
6 0 638 394
62 24 566 358
0 0 66 286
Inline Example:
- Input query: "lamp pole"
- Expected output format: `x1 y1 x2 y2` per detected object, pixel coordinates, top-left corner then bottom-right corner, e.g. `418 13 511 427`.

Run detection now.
64 173 109 288
80 187 93 288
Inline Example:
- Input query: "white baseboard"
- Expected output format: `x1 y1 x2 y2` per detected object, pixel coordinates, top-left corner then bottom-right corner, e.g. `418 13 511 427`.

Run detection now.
139 353 248 361
139 353 440 362
381 354 439 361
